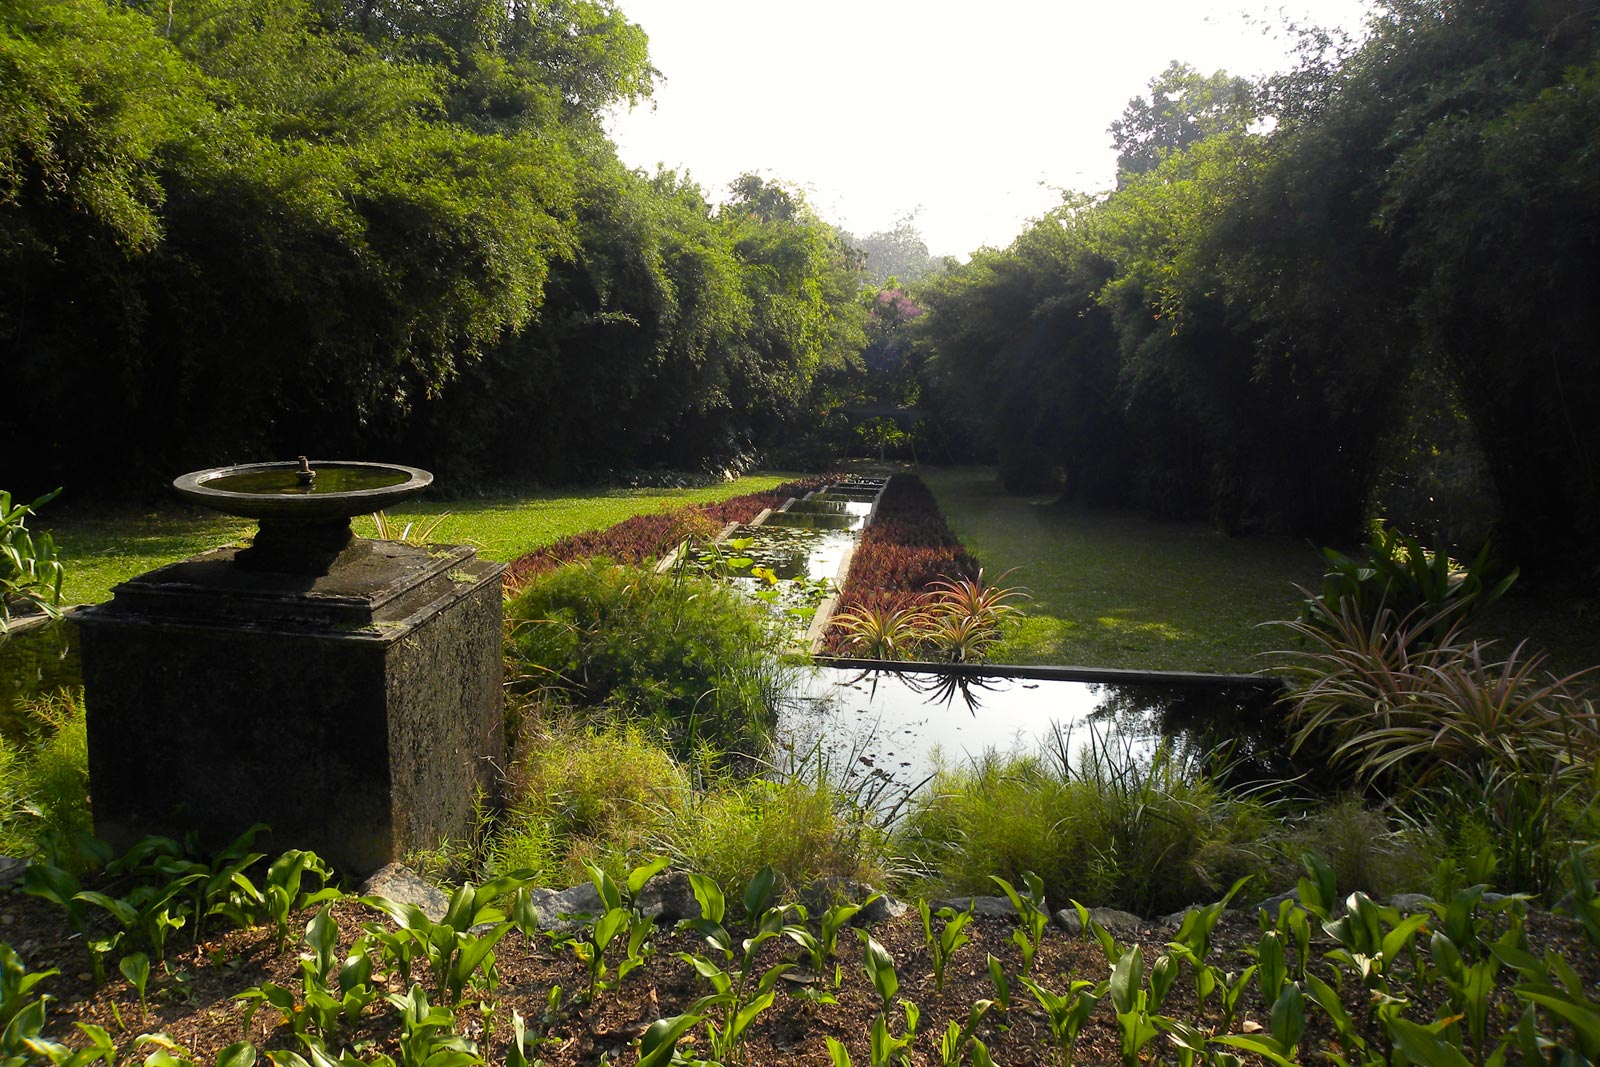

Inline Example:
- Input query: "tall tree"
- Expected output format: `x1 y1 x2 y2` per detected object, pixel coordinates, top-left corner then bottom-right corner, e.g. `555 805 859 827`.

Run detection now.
848 213 946 287
1109 61 1255 180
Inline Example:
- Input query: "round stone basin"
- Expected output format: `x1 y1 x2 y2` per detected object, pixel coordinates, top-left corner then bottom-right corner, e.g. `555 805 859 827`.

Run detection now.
173 460 433 574
173 461 432 525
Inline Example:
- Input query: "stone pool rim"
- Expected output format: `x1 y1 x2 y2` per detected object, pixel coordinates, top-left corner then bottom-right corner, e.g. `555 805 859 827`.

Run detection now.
813 655 1286 694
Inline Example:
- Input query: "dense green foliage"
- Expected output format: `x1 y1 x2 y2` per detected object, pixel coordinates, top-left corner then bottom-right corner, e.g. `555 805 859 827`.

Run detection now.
4 0 864 493
916 0 1600 568
0 692 90 856
504 561 786 761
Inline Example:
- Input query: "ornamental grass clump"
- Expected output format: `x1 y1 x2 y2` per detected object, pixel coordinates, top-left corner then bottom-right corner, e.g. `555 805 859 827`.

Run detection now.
489 723 690 887
0 691 91 858
899 736 1270 917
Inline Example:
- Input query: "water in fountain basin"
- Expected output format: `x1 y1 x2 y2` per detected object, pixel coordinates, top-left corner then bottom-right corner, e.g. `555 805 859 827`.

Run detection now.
203 467 411 495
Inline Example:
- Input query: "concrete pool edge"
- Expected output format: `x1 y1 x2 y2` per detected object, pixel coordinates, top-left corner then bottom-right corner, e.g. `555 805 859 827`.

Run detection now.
811 655 1286 693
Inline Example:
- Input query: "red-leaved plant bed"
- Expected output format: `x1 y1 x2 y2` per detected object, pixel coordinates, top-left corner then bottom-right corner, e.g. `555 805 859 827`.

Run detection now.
822 475 980 655
502 478 829 590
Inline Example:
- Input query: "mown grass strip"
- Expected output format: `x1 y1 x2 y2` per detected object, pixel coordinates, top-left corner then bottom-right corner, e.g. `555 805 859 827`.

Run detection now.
40 475 802 606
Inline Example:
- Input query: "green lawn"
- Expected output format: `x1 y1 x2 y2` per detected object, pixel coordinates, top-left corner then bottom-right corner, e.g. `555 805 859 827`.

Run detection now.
41 474 799 607
922 467 1341 674
923 466 1600 677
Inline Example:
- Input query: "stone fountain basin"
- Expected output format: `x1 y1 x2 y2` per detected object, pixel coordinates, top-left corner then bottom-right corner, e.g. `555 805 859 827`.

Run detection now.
172 461 432 524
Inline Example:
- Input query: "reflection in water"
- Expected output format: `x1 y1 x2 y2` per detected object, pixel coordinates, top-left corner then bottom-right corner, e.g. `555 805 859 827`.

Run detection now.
0 618 81 740
891 668 1006 712
779 665 1315 817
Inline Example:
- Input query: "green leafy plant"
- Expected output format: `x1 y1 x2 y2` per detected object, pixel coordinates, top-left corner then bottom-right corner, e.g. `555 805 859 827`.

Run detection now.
1018 975 1104 1067
1166 875 1251 1012
984 953 1009 1017
1106 944 1160 1067
361 874 525 1009
857 930 900 1016
916 899 973 993
671 868 800 1065
1561 851 1600 949
1303 522 1516 650
1213 981 1307 1067
385 983 483 1067
637 1012 703 1067
260 850 342 951
990 870 1050 976
868 1000 920 1067
1 488 65 632
118 952 150 1018
561 862 658 1004
1322 891 1430 997
936 1000 994 1067
237 907 381 1044
0 943 55 1033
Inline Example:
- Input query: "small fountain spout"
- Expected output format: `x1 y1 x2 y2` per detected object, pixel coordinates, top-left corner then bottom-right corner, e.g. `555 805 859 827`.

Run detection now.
295 456 316 488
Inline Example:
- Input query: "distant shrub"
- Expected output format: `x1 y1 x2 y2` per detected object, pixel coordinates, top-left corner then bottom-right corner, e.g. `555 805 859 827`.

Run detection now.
505 561 787 762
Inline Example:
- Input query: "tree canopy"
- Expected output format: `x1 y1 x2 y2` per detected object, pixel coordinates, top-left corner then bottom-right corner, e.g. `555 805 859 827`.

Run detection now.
916 0 1600 568
4 0 865 493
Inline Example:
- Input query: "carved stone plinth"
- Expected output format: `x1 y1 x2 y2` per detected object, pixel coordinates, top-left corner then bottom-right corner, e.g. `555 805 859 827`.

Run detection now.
75 539 504 875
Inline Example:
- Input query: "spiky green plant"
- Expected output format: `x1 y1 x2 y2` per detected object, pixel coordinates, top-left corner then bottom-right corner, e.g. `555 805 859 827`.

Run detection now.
1276 597 1600 894
829 603 931 660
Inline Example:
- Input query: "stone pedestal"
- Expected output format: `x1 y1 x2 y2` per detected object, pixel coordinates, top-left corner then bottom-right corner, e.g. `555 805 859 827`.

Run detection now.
75 539 504 876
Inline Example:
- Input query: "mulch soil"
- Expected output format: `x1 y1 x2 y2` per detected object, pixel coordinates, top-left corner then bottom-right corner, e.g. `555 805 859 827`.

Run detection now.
7 885 1597 1065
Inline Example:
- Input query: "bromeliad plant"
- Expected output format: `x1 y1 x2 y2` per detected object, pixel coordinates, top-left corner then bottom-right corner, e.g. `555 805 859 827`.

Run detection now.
828 602 930 661
829 570 1027 664
1277 595 1600 895
923 571 1027 664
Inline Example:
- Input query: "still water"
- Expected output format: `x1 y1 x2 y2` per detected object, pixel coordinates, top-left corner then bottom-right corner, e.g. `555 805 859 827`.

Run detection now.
777 664 1304 813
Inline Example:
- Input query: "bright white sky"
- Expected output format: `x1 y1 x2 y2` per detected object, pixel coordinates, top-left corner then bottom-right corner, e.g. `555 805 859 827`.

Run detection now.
605 0 1375 258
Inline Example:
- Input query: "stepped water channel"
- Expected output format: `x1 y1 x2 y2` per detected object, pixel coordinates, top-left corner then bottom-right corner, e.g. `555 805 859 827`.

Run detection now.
1 475 1305 822
700 475 1299 817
